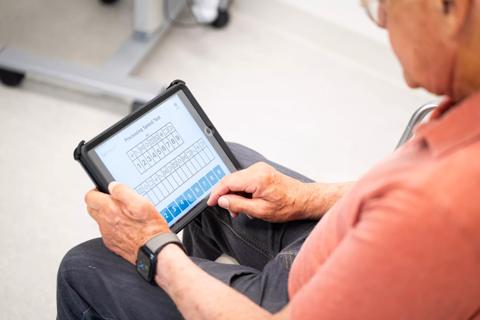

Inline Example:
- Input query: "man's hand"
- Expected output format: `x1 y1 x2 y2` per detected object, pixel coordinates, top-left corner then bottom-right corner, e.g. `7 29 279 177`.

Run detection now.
207 162 311 222
208 162 353 222
84 182 169 264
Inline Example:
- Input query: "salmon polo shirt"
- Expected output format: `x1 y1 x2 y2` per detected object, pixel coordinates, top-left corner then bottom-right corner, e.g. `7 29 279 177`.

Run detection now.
288 93 480 320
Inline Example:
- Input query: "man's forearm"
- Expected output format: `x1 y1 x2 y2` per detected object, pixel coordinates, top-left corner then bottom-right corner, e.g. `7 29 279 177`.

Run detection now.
298 182 354 220
155 244 288 320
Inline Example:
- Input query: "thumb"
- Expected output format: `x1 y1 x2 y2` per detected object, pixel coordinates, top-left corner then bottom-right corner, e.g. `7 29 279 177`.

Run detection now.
109 182 152 214
218 194 266 217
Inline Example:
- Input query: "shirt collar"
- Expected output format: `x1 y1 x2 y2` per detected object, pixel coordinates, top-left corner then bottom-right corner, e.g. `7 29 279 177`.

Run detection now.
415 92 480 157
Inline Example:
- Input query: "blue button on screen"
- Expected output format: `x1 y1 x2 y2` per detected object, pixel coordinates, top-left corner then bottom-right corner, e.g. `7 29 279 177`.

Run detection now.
167 202 182 217
160 208 173 222
175 195 189 210
191 183 203 197
206 171 218 185
199 177 211 191
213 165 225 179
183 189 196 204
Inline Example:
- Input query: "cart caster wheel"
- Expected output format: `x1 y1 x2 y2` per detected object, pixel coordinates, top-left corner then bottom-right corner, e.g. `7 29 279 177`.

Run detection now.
131 100 146 113
99 0 119 5
0 69 25 87
211 9 230 29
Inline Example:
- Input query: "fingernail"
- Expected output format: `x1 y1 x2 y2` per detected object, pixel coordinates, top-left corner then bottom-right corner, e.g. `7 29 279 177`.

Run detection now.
218 196 229 209
108 181 118 194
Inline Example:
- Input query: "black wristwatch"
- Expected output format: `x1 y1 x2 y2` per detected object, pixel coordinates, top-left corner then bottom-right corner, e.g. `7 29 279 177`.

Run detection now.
136 232 185 284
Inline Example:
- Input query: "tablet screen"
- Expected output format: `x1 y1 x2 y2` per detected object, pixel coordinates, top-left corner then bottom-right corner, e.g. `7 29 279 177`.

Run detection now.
90 91 234 227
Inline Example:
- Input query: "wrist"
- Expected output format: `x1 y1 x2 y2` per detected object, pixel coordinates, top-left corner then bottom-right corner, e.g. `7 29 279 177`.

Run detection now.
299 182 352 219
291 182 317 220
297 183 319 219
136 232 184 284
154 243 186 288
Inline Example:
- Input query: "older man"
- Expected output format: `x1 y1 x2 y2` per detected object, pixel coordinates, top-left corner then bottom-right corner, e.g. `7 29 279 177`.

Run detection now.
57 0 480 319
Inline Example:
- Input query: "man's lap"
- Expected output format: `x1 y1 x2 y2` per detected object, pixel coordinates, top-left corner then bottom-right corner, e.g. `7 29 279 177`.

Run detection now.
183 205 316 270
57 234 308 319
183 143 316 270
58 238 182 320
57 143 317 319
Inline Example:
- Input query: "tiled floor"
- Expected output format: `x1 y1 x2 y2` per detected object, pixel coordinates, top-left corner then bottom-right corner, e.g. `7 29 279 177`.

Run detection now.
0 0 433 318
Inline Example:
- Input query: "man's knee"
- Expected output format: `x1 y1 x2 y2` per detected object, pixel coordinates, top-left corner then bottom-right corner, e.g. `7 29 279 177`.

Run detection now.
58 238 108 275
57 239 109 319
57 238 125 297
226 142 266 169
57 238 138 319
58 239 102 296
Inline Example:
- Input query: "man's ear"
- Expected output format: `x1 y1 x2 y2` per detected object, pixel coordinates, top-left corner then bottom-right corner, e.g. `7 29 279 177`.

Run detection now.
442 0 472 37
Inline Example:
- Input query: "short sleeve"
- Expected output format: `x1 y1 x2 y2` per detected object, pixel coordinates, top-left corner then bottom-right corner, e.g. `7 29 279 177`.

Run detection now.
289 188 480 320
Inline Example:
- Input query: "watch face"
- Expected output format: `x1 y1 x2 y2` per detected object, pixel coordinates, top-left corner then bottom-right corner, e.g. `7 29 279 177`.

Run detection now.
136 248 153 281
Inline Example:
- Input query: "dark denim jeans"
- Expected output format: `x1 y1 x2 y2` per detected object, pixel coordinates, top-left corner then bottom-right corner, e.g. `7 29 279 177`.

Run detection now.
57 143 317 320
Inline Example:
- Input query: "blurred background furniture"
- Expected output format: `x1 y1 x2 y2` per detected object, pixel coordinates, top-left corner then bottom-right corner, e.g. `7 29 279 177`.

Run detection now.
0 0 231 109
396 102 438 149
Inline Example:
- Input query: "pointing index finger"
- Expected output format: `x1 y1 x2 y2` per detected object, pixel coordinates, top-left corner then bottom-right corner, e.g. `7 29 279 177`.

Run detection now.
208 169 254 206
208 182 231 206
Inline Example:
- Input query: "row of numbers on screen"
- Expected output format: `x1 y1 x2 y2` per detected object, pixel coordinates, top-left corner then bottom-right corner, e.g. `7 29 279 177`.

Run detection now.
160 165 226 224
127 123 184 175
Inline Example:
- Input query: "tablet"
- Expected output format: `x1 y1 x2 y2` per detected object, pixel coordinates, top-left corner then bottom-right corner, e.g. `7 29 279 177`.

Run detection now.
74 80 240 232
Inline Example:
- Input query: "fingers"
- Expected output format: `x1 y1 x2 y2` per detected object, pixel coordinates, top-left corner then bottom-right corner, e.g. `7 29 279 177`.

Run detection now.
109 182 135 203
85 183 167 266
85 196 120 224
85 188 111 211
208 169 258 206
86 206 100 221
85 188 122 223
217 194 267 217
109 182 153 215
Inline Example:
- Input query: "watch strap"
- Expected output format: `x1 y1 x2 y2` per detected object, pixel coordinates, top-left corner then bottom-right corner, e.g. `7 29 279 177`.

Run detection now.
145 232 185 256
